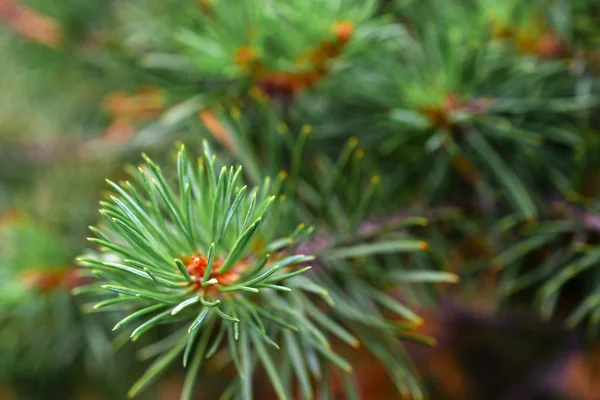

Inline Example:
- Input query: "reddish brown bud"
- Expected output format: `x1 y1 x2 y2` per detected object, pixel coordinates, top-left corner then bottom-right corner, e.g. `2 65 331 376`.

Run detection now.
537 32 567 60
235 46 255 66
333 21 354 43
19 268 66 292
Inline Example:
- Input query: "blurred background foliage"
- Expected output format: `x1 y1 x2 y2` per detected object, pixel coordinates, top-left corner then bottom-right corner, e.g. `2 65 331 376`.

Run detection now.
1 0 600 399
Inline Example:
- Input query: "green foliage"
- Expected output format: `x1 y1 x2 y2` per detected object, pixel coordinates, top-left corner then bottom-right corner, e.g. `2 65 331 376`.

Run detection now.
0 218 79 378
118 0 375 79
494 200 600 336
80 143 397 399
3 0 600 398
309 0 598 219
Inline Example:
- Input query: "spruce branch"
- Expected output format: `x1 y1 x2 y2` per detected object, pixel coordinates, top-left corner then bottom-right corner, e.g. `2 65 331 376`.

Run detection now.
0 217 86 378
309 0 599 218
195 109 457 398
116 0 378 107
77 142 367 399
493 196 600 336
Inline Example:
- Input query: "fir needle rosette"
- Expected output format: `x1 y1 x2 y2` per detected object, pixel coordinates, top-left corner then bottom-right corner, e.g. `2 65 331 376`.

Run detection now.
76 142 358 399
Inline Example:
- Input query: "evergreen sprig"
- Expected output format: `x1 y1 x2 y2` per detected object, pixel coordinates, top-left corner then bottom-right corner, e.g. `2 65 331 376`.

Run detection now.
77 142 366 399
309 0 598 218
494 200 600 335
198 108 456 398
0 217 80 378
116 0 377 103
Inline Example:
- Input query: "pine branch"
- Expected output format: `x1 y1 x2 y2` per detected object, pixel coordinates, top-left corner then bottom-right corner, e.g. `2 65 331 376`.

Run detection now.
77 142 372 399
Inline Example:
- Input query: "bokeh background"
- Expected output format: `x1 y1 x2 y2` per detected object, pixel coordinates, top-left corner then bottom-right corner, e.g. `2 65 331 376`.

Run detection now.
1 0 600 399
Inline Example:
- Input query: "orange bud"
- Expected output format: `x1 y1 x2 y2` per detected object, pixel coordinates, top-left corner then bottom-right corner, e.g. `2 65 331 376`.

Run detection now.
333 20 354 43
235 46 255 66
0 0 61 46
537 32 566 60
19 269 66 292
